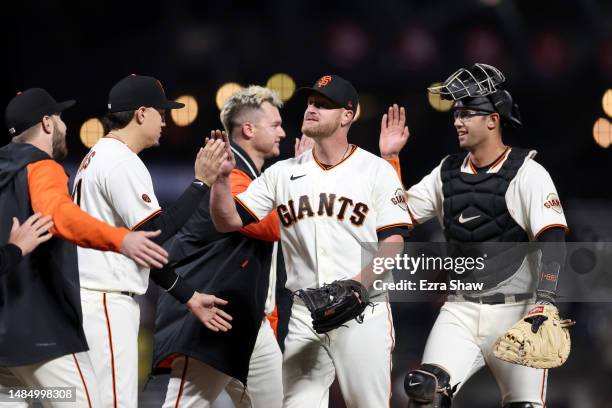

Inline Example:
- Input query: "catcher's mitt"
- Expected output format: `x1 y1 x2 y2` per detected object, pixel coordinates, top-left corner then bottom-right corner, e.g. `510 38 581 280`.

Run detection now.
294 279 370 334
494 304 575 369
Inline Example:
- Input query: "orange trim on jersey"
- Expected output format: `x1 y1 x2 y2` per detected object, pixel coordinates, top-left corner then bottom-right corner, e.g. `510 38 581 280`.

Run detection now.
131 209 162 230
376 222 413 232
489 146 511 171
385 301 395 408
534 224 569 239
234 195 261 223
230 169 280 241
174 356 189 408
312 144 357 171
72 353 93 408
102 293 118 408
384 156 403 184
26 160 128 252
467 160 478 174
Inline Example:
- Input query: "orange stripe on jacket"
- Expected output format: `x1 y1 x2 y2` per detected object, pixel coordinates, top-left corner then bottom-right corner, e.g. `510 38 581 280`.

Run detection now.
27 160 127 252
230 169 280 242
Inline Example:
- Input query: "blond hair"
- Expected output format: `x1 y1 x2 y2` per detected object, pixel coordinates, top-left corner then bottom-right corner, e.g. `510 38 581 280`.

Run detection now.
220 85 282 137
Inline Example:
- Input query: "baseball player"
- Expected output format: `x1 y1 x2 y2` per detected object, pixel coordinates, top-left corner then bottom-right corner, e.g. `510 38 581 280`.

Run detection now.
154 85 289 408
73 74 232 408
208 74 413 408
390 64 568 407
0 213 53 277
0 88 169 407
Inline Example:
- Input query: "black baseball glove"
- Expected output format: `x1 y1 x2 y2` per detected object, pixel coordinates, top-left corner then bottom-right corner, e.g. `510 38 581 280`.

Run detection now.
294 279 370 334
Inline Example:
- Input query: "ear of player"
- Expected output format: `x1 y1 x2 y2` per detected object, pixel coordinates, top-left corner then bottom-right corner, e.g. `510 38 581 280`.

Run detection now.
493 304 576 369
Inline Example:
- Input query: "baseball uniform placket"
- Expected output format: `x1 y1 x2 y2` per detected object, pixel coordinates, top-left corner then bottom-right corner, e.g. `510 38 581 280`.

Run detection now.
314 166 335 287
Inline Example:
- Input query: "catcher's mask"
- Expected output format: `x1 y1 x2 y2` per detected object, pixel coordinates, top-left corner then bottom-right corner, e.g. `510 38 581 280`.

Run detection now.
429 63 522 129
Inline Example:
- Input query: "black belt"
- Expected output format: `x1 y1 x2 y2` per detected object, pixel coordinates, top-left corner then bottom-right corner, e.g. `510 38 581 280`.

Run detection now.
460 292 533 305
120 291 136 298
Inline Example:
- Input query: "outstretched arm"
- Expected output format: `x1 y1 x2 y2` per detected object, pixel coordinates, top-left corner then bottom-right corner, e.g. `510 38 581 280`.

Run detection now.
209 131 244 232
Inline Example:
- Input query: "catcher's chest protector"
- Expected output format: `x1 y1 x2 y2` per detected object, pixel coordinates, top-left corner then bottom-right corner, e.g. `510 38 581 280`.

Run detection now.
441 148 530 243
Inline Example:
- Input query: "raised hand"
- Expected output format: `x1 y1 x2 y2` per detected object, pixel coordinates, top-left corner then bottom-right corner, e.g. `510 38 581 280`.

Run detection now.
195 138 229 186
8 213 54 256
206 130 236 179
186 292 233 332
379 104 410 158
120 230 168 269
294 134 315 157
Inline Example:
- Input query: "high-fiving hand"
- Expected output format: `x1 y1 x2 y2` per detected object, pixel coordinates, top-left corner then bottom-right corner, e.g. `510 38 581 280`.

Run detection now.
379 104 410 158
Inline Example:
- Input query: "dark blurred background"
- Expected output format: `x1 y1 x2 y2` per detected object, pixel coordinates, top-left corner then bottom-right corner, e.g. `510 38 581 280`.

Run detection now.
4 0 612 406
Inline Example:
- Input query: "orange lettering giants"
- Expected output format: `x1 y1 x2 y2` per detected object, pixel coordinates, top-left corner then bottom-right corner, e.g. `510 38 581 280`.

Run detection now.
318 76 332 87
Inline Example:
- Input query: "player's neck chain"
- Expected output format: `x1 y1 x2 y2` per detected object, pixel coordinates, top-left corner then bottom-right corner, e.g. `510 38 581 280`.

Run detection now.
320 143 351 168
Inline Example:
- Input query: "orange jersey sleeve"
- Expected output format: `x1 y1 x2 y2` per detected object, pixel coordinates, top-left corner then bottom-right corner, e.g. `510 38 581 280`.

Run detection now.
27 160 128 252
230 169 280 242
385 156 403 185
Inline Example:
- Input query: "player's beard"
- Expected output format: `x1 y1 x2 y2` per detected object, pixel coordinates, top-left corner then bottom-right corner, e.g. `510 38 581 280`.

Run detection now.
301 119 340 140
51 126 68 161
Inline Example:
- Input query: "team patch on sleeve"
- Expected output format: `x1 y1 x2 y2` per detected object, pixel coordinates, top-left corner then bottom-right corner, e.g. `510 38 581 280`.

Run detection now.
390 188 408 211
543 193 563 214
142 193 151 203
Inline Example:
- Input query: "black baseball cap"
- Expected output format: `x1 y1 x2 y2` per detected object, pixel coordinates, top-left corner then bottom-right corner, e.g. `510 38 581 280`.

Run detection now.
298 74 359 113
108 74 184 113
5 88 75 136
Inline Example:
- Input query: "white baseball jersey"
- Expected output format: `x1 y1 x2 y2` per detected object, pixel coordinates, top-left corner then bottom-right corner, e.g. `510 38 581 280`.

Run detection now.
235 145 412 292
74 137 161 294
406 148 568 294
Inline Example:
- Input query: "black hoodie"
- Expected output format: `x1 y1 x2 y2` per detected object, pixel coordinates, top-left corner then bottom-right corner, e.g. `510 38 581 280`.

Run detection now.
0 142 88 366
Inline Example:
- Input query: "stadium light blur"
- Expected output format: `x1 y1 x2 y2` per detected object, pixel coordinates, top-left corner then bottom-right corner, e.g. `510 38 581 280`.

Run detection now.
171 95 198 127
593 118 611 149
79 118 104 148
216 82 243 110
602 89 612 118
427 82 453 112
266 73 296 102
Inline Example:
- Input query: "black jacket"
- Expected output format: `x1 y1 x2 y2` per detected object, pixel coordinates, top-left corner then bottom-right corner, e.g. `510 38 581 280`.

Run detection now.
0 143 88 366
0 244 22 278
153 143 289 384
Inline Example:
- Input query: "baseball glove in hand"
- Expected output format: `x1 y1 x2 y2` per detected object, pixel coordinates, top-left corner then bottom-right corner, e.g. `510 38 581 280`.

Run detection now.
295 279 370 334
494 304 575 369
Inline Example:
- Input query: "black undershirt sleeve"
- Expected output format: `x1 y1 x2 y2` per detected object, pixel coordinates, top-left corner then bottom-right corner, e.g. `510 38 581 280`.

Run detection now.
135 181 209 244
135 181 208 304
377 226 410 242
535 227 566 304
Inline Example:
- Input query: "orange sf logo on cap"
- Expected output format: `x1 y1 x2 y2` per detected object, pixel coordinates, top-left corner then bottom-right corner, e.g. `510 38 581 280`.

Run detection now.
317 75 333 87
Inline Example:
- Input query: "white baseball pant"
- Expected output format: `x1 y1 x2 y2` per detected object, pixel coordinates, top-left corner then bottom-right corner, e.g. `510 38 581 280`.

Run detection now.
421 301 547 407
282 299 395 408
163 318 283 408
80 289 140 408
0 351 100 408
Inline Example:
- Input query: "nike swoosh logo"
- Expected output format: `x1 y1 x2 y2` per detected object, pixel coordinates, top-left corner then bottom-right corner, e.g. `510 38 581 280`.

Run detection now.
290 174 306 181
408 379 421 387
458 213 481 223
194 181 204 186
